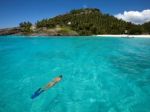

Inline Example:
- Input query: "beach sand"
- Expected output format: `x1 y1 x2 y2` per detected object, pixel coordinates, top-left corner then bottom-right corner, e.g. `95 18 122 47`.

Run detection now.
95 35 150 38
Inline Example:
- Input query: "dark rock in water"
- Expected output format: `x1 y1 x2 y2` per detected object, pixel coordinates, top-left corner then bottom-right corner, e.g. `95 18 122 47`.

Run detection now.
0 27 21 35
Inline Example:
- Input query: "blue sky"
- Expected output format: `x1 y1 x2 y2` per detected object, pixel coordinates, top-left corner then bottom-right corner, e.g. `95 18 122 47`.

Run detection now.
0 0 150 28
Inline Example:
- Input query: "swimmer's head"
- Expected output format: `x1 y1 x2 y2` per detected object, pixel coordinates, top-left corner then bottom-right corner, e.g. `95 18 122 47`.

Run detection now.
59 75 63 78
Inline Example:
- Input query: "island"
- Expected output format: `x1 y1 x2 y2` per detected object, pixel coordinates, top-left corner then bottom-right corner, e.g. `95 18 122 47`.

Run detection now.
0 8 150 36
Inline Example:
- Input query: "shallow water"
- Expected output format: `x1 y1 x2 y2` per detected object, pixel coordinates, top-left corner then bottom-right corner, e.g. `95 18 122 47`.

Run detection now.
0 36 150 112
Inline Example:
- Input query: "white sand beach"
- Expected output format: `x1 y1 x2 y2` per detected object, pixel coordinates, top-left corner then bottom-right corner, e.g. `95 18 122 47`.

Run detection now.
95 35 150 38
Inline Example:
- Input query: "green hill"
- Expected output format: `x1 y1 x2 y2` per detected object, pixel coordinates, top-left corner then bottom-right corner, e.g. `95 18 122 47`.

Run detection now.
1 8 150 36
35 8 149 35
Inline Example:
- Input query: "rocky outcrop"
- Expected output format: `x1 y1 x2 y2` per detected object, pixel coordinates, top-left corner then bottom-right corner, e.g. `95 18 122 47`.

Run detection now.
0 27 21 35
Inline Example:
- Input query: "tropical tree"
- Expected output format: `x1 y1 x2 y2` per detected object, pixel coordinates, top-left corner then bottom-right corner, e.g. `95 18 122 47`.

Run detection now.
19 21 32 33
142 21 150 34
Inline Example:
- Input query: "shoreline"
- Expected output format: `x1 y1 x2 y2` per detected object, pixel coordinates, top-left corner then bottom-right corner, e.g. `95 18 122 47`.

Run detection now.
94 35 150 38
1 34 150 38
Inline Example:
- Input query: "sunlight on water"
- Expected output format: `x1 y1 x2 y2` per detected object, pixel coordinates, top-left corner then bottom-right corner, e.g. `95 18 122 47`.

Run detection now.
0 36 150 112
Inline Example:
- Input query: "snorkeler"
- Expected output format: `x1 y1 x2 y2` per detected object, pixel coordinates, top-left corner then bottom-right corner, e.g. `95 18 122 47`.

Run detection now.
31 75 62 99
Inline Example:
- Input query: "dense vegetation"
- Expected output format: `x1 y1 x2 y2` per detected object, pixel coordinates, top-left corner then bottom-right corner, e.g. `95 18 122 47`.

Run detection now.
20 8 150 35
19 21 32 33
142 21 150 34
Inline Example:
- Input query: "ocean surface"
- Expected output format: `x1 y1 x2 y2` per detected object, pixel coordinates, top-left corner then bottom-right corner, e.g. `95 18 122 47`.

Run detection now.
0 36 150 112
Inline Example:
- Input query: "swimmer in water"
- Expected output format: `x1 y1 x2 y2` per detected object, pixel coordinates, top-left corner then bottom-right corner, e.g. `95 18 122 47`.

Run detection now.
31 75 62 99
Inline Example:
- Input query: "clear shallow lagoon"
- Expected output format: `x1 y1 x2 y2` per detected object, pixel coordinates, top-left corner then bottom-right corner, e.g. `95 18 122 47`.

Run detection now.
0 36 150 112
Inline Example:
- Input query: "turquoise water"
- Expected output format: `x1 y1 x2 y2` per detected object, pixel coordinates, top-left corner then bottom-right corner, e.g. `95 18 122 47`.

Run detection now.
0 36 150 112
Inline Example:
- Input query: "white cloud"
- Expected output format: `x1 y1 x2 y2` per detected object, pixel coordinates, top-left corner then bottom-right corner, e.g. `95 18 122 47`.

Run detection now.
115 9 150 24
